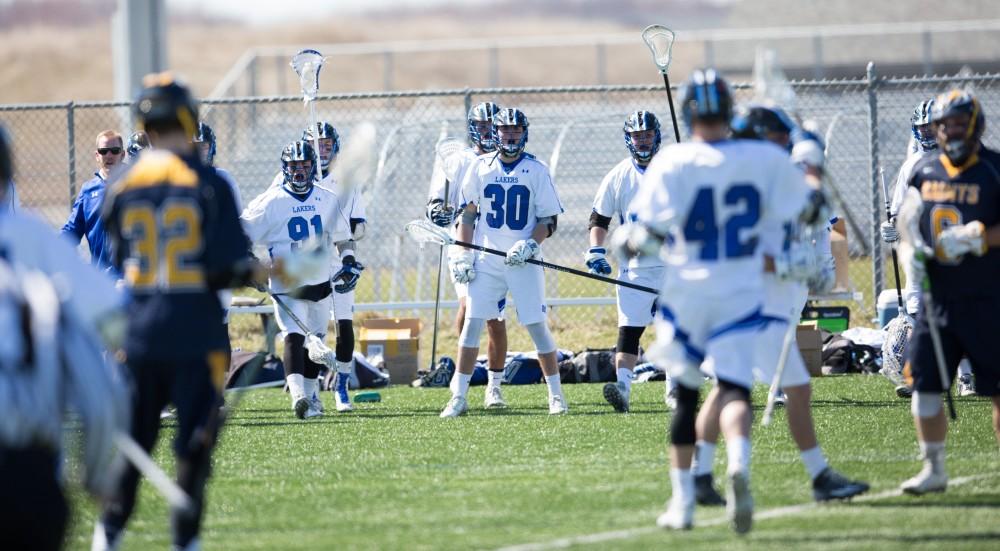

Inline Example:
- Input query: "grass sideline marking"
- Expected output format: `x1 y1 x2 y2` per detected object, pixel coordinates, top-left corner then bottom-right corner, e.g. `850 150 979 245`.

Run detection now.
495 473 997 551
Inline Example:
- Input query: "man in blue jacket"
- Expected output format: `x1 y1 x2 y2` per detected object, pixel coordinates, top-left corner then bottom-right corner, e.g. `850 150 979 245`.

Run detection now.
62 129 125 272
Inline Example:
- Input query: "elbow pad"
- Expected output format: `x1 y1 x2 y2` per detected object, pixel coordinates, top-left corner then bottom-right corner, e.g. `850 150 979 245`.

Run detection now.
350 218 366 241
589 211 611 231
538 215 557 237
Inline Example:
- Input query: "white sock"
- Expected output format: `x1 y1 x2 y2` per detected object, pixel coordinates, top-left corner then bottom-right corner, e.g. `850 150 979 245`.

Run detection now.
303 377 318 399
287 373 306 401
336 359 353 374
545 373 563 399
727 436 751 476
617 367 633 392
670 467 695 505
488 369 504 389
799 446 828 480
692 440 716 476
920 441 946 474
450 371 472 398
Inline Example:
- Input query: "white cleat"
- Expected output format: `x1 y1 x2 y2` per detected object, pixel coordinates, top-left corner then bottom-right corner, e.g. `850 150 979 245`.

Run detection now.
656 496 694 530
727 471 754 534
484 385 508 409
957 374 976 397
91 522 121 551
603 381 630 413
310 393 325 414
548 394 569 415
900 464 948 495
440 395 469 418
332 372 354 412
304 397 324 419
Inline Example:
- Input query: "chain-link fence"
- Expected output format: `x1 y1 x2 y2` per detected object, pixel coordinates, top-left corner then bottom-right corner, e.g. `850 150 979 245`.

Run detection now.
2 65 999 355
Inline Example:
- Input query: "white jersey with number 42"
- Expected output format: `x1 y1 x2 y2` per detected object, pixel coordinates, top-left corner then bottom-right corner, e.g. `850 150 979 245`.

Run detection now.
460 153 563 255
241 183 351 292
632 139 810 297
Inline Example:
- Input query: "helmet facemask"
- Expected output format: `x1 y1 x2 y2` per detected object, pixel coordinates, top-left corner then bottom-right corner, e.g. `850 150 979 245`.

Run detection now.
284 159 315 193
494 124 527 158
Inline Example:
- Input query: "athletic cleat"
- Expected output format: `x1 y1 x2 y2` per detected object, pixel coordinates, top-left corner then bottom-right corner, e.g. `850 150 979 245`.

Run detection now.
773 389 786 406
293 397 311 420
91 521 122 551
957 374 976 397
603 381 630 412
310 392 325 414
727 471 754 534
695 473 726 506
901 464 948 495
656 496 694 530
484 385 508 409
440 395 469 418
812 467 869 501
333 372 354 412
548 394 569 415
895 385 913 399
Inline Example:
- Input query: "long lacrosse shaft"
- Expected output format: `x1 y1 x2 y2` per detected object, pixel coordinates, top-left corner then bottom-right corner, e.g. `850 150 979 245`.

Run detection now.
762 321 796 426
452 237 657 294
662 73 682 143
271 293 312 336
923 289 957 420
880 169 905 309
114 432 193 512
305 101 340 340
429 179 450 370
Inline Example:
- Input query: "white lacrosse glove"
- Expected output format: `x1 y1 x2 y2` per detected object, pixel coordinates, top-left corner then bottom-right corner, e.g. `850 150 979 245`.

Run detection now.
937 221 987 261
449 252 476 283
808 255 836 295
505 238 540 267
880 220 900 244
774 240 819 283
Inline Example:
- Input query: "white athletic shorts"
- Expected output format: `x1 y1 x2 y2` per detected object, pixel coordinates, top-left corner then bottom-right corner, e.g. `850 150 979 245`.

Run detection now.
468 256 544 325
274 295 332 337
617 266 664 327
654 290 762 391
329 289 355 322
753 277 811 388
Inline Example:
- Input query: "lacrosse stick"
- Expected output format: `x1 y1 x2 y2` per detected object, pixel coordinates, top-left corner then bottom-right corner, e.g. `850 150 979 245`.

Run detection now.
428 137 466 370
641 24 681 143
896 187 957 420
762 321 796 426
405 219 658 294
270 292 337 369
113 432 193 512
879 166 915 388
880 167 905 312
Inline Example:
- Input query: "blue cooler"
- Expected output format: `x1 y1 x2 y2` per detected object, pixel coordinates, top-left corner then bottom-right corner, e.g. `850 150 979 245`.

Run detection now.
877 289 901 328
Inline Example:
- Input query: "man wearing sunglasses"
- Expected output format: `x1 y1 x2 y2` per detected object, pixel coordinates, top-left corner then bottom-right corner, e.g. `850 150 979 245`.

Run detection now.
61 130 125 273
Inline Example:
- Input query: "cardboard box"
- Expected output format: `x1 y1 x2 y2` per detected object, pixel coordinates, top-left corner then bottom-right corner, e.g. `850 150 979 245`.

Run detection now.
796 322 824 377
359 318 421 385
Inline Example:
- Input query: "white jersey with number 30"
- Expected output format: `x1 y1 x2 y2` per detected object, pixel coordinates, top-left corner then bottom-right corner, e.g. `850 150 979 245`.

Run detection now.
460 153 563 255
632 139 810 297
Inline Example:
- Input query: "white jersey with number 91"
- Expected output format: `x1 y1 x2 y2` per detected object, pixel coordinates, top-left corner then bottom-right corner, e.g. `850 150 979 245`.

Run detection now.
632 139 810 297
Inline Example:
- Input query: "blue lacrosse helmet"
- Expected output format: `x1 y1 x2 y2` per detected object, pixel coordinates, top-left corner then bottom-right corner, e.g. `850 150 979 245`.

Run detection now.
731 104 795 145
492 108 529 157
302 121 340 172
126 131 150 161
680 68 733 131
193 122 216 165
468 102 502 152
910 98 937 152
623 111 661 163
281 140 317 193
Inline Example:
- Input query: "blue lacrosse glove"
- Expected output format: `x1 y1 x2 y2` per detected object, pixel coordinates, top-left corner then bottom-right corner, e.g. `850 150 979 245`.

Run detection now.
584 247 613 275
332 256 364 293
426 199 457 227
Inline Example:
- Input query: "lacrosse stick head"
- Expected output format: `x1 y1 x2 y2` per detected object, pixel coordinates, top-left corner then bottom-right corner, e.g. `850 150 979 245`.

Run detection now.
405 219 452 249
641 24 676 74
435 137 466 183
881 313 914 387
306 334 336 369
276 236 332 288
290 49 326 104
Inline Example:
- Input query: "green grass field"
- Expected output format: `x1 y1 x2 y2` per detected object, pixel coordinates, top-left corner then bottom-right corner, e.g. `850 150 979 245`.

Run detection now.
64 376 1000 550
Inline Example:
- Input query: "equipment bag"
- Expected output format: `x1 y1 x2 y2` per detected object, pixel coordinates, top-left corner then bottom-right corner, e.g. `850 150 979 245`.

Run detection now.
559 348 616 384
226 351 285 389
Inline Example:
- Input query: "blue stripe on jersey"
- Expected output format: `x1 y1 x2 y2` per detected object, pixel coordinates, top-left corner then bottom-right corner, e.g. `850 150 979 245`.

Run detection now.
657 305 706 363
498 297 506 313
706 308 766 342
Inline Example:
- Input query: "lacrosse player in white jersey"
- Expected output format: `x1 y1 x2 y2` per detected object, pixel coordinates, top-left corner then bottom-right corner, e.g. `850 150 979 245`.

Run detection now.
443 107 566 417
428 102 511 407
587 110 665 413
688 105 868 509
242 140 362 419
614 69 815 533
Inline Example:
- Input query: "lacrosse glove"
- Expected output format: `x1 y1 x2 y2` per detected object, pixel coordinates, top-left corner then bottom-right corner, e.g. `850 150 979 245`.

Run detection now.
584 247 613 275
449 252 476 283
426 199 457 227
332 256 364 293
506 239 540 266
880 220 900 243
937 221 987 261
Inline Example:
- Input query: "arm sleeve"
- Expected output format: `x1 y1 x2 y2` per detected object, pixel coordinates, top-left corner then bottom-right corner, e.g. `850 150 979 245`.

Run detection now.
534 168 564 218
889 156 916 217
328 196 353 244
427 155 449 203
348 187 366 221
592 168 618 219
60 188 86 242
239 191 272 245
458 160 482 209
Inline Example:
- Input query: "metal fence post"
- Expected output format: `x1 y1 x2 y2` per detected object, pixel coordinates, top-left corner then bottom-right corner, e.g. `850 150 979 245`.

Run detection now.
866 62 883 314
66 101 76 208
